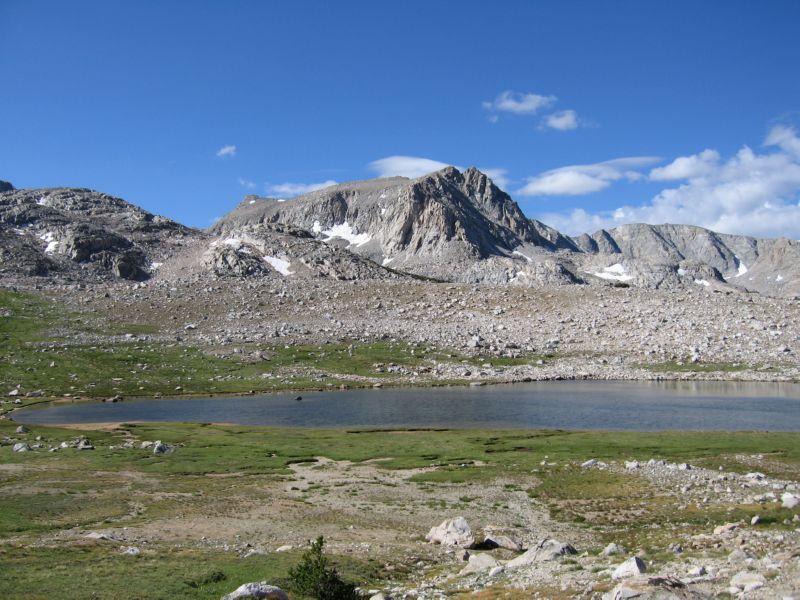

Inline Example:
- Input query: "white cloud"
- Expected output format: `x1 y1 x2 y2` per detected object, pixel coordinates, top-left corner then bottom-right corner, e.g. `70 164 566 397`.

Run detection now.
542 110 579 131
267 180 338 197
237 178 256 190
518 157 660 196
649 149 720 181
537 126 800 239
368 156 455 179
481 168 510 190
216 145 237 158
483 91 557 116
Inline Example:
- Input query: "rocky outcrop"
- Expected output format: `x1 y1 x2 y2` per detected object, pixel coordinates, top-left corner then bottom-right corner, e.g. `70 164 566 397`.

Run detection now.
425 517 475 548
0 180 14 193
0 187 196 282
576 223 800 297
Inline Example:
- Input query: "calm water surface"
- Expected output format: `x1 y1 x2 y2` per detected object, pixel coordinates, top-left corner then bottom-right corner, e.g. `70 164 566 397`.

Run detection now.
15 381 800 431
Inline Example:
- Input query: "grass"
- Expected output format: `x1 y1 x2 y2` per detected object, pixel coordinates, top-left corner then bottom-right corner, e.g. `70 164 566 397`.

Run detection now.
0 289 547 403
1 423 799 597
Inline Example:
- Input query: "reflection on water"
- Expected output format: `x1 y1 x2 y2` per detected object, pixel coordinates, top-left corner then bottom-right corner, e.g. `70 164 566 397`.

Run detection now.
15 380 800 431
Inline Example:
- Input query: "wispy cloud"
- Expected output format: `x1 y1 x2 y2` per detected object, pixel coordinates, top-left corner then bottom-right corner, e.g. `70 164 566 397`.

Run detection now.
482 91 556 116
267 180 338 197
518 157 660 196
537 125 800 239
216 145 237 158
483 91 585 131
481 168 510 190
237 178 257 190
368 156 456 179
541 109 580 131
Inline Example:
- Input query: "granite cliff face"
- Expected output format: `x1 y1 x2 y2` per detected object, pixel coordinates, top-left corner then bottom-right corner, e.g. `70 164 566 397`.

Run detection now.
212 167 582 286
1 171 798 297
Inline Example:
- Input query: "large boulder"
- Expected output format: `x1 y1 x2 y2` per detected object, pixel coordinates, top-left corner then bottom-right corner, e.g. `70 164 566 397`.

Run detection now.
425 516 475 548
603 576 711 600
612 556 647 580
459 552 500 575
221 582 289 600
506 538 577 568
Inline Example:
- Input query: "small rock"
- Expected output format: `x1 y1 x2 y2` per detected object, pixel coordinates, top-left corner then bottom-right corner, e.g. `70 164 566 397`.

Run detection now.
781 492 799 509
581 458 599 468
121 546 140 555
612 556 647 580
15 425 30 434
601 543 625 556
221 582 289 600
687 565 707 577
152 441 171 454
751 515 761 525
713 522 738 535
729 571 766 592
274 545 292 553
12 442 31 453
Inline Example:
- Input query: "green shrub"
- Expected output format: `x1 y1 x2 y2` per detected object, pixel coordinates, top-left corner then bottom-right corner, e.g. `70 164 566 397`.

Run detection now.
287 536 358 600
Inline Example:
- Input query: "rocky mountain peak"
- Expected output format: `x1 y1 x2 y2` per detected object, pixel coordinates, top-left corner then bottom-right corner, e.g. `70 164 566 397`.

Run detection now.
0 180 14 193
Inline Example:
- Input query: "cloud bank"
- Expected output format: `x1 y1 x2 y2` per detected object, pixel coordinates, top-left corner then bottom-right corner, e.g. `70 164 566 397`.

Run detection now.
518 157 660 196
535 125 800 239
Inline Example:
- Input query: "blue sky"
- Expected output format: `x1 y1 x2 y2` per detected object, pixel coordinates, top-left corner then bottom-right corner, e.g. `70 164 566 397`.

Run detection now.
2 1 800 237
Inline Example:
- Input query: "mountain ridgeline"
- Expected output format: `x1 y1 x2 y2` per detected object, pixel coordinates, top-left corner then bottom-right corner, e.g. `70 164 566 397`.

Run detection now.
1 168 798 298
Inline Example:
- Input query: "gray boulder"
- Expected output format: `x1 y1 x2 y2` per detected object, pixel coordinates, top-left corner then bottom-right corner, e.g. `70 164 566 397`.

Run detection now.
425 516 475 548
221 582 288 600
13 442 31 452
603 576 710 599
506 538 577 568
613 556 647 580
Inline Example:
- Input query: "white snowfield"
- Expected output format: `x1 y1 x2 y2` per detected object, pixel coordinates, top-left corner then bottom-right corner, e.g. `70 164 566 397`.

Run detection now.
591 263 633 282
263 255 293 276
694 278 711 287
312 220 372 247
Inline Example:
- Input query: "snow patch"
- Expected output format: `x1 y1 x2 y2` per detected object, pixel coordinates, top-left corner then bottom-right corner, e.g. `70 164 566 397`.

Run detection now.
39 232 59 254
734 257 748 277
312 221 322 234
36 196 48 206
222 238 243 247
248 200 256 205
382 257 393 266
694 279 711 287
592 263 633 282
263 255 293 276
319 221 372 247
677 268 687 276
776 274 784 282
380 207 387 215
149 262 163 271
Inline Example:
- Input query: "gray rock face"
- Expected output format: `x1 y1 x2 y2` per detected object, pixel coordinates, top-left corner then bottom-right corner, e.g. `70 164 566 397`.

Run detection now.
0 187 195 282
603 576 710 599
211 167 582 287
577 223 800 297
